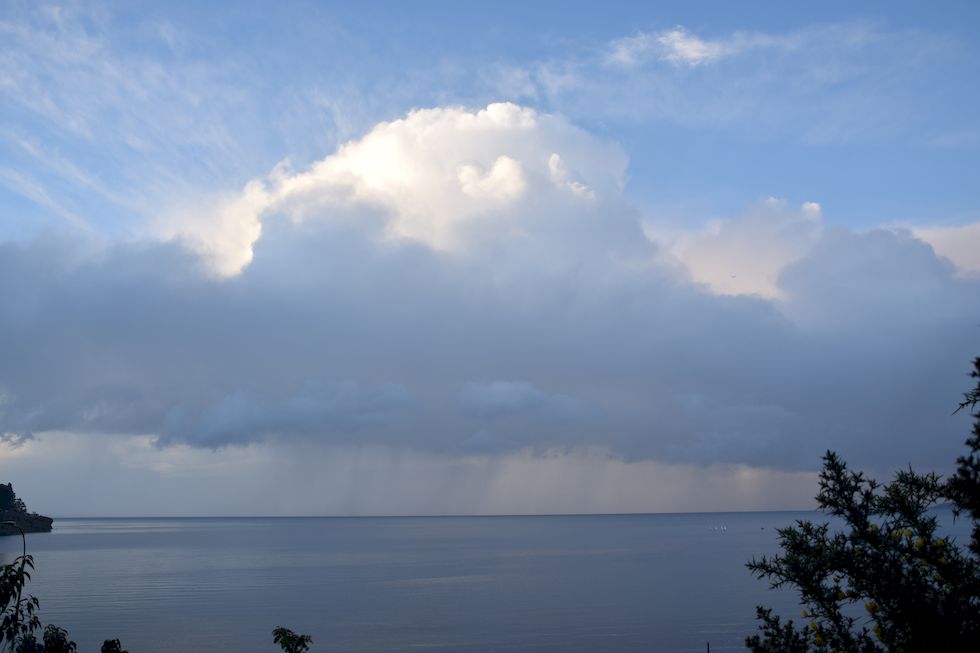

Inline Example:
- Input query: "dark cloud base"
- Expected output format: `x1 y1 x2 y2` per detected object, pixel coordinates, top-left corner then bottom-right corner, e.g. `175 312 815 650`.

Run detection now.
0 214 977 474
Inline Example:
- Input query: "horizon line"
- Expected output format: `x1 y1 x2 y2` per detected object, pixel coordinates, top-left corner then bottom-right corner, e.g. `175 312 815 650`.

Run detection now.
44 508 822 520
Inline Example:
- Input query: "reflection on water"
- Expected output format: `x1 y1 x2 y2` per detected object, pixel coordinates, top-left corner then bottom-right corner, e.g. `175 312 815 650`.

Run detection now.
0 511 966 652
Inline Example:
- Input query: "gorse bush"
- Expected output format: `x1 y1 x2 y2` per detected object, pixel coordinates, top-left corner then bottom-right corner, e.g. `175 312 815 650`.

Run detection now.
747 357 980 652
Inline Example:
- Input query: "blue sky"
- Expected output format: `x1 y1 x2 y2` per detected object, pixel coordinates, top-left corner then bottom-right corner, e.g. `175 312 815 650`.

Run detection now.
1 1 979 515
5 0 980 239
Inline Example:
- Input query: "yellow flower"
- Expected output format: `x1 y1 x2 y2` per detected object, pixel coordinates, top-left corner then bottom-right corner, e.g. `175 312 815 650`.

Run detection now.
836 590 846 600
870 523 879 532
934 537 944 546
814 633 825 646
914 538 925 549
872 623 882 638
865 600 877 613
810 621 819 631
939 556 949 565
802 609 808 617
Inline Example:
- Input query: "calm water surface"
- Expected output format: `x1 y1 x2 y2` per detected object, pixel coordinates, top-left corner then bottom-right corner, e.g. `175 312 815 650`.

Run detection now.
0 512 867 652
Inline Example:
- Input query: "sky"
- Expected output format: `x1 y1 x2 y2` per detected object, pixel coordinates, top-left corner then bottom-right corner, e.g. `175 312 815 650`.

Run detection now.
1 0 979 516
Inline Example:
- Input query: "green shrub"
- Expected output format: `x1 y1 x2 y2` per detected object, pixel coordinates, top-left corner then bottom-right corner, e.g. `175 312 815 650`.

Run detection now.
272 627 313 653
747 357 980 652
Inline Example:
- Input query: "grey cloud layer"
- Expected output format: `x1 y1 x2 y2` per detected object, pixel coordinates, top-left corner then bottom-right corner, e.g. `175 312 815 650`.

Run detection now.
1 200 976 472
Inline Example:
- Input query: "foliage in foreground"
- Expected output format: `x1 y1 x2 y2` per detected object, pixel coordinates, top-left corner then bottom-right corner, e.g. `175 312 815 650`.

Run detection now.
746 357 980 652
1 556 316 652
1 547 315 652
272 627 313 653
0 555 313 653
1 548 313 653
0 547 127 653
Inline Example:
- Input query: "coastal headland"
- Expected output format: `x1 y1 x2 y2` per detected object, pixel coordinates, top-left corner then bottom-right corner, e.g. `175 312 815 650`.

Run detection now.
1 482 53 535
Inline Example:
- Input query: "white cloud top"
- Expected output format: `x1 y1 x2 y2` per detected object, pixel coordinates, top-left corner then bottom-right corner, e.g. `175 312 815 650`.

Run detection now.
161 103 625 275
651 198 824 298
914 221 980 277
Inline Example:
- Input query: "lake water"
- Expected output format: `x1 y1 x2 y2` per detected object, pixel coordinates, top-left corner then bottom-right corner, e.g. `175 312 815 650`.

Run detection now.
0 512 874 652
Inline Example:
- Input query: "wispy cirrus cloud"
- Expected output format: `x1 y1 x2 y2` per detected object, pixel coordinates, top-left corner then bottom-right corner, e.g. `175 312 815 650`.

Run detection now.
608 28 730 67
0 166 92 230
607 26 807 68
521 20 970 147
0 3 358 236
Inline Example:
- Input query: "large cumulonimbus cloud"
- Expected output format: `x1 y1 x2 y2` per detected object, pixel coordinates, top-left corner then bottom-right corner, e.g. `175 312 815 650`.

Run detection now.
1 103 978 475
155 103 629 276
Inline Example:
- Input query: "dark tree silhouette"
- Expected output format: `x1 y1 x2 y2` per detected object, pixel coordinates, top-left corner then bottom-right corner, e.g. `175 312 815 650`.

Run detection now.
947 357 980 555
0 486 15 513
100 639 128 653
1 486 52 535
12 625 77 653
746 358 980 652
272 627 313 653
